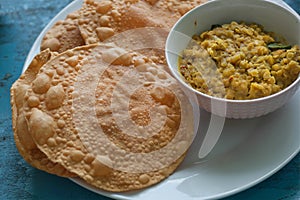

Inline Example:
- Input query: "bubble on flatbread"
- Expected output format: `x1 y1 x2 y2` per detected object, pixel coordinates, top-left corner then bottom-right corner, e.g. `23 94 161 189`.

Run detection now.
95 0 113 14
28 108 56 145
32 73 52 94
24 44 195 192
10 49 76 177
45 84 65 110
41 11 85 53
96 27 115 41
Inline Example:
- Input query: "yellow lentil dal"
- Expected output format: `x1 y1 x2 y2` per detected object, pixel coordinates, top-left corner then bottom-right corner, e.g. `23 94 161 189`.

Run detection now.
179 21 300 100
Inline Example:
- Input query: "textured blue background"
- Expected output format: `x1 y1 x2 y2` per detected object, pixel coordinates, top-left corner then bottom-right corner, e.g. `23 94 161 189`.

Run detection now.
0 0 299 199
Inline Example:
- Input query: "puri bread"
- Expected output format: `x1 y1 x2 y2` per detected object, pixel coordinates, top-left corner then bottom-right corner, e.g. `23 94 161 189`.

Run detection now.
41 11 85 53
41 0 207 55
77 0 206 44
23 43 194 191
10 49 76 177
12 0 210 192
78 0 206 66
40 0 207 66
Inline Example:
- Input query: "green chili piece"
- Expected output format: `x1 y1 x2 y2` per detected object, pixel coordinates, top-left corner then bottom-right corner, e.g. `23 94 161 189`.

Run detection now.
267 42 292 50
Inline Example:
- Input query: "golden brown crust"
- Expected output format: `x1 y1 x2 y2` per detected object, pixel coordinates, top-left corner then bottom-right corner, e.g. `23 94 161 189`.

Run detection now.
41 11 85 53
11 49 76 177
23 44 194 192
77 0 206 45
12 0 208 192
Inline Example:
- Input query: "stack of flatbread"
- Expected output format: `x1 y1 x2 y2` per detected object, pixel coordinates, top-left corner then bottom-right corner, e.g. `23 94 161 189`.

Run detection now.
11 0 205 192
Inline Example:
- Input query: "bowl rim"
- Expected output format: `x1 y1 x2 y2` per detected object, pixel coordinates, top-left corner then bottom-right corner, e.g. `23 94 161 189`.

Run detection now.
165 0 300 104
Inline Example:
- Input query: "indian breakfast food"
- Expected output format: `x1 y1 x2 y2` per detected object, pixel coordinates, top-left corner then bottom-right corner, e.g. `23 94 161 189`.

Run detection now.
179 21 300 100
77 0 204 45
41 0 206 64
41 10 85 53
10 49 76 177
11 0 208 192
22 43 194 191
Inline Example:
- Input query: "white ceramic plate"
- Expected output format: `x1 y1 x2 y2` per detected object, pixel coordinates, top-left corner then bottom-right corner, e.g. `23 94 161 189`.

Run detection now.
23 0 300 199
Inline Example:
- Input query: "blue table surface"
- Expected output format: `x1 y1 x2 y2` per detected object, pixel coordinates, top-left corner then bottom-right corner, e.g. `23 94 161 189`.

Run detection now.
0 0 299 199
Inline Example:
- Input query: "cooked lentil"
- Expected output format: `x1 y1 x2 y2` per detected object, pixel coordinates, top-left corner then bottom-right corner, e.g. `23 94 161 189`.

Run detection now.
179 21 300 100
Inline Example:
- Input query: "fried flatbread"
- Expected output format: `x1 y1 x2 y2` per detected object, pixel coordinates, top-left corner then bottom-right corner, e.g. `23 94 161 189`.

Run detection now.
41 11 85 53
76 0 206 67
78 0 206 44
23 44 194 191
11 49 76 177
13 0 208 192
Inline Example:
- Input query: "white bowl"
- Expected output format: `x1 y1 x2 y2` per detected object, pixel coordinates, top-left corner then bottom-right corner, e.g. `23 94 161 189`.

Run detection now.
166 0 300 119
